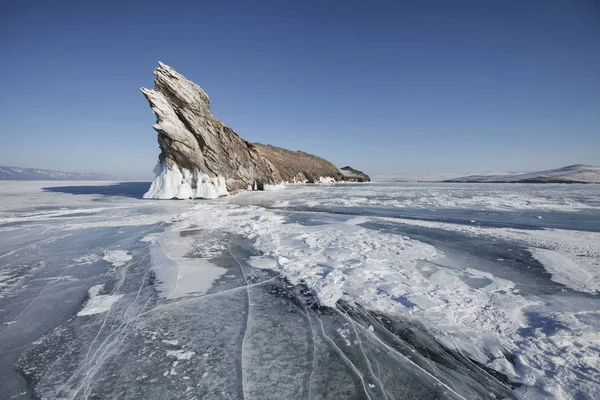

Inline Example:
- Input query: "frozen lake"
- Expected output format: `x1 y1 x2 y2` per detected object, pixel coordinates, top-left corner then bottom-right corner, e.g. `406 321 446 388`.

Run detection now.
1 181 599 399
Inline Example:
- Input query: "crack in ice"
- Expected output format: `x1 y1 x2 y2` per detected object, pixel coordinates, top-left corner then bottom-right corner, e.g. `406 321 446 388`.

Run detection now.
228 246 250 400
349 315 469 400
317 317 373 400
338 308 389 400
303 305 318 400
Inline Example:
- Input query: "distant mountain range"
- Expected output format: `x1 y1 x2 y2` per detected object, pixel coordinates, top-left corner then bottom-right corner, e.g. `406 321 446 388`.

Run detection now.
444 164 600 184
373 171 528 182
0 166 112 181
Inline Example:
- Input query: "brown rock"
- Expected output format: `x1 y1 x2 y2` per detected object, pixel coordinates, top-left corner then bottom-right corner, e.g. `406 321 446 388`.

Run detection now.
141 62 368 199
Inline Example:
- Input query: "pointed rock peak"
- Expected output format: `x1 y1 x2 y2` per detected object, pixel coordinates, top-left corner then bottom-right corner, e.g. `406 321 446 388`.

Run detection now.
152 62 211 113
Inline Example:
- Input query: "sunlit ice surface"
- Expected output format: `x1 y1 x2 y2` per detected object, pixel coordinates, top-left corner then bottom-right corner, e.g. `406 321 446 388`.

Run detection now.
1 181 599 399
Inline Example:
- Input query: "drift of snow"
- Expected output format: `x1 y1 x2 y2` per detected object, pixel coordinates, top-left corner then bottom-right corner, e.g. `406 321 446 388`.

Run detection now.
530 248 600 293
143 162 228 199
102 250 132 267
77 284 123 316
147 228 227 299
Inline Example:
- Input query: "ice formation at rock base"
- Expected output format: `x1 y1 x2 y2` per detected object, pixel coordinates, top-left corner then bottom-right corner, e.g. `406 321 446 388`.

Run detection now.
144 162 228 199
143 161 338 199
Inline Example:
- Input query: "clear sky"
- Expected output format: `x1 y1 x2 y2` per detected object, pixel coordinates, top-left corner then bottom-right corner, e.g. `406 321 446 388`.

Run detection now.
1 0 599 179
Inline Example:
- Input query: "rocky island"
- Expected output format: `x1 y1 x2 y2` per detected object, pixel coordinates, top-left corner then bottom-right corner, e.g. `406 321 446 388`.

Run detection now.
141 62 369 199
339 166 371 182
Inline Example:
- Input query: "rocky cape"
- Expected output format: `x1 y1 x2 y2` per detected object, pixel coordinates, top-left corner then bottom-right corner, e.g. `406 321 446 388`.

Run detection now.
141 63 369 199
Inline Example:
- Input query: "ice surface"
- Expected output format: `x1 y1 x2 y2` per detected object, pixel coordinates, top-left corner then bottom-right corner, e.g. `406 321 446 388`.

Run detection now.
1 180 599 400
235 181 599 212
216 184 600 399
370 216 600 295
263 181 287 191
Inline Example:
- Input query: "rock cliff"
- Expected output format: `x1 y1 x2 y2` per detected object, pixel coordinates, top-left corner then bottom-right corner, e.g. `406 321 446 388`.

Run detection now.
141 62 369 199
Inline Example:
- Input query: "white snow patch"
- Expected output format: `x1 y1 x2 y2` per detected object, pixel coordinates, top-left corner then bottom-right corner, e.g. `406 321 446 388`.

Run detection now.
530 248 599 293
148 228 226 299
167 258 226 299
73 254 100 264
102 250 132 267
77 284 123 316
375 217 600 295
166 349 196 360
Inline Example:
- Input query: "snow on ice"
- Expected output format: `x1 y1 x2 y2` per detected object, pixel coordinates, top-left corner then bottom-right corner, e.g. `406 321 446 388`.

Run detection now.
77 284 123 316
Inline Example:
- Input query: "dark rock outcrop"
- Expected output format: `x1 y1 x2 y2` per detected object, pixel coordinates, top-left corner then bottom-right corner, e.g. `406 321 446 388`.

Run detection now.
141 63 368 199
339 166 371 182
253 144 345 184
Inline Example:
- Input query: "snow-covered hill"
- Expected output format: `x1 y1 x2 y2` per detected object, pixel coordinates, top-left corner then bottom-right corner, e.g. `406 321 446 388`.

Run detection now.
0 166 112 181
445 164 600 184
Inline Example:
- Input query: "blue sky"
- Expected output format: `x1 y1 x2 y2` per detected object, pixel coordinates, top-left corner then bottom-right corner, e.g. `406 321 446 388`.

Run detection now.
1 0 599 179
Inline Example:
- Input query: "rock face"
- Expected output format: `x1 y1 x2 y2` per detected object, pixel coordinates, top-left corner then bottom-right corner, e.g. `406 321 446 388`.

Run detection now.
339 166 371 182
141 63 367 199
